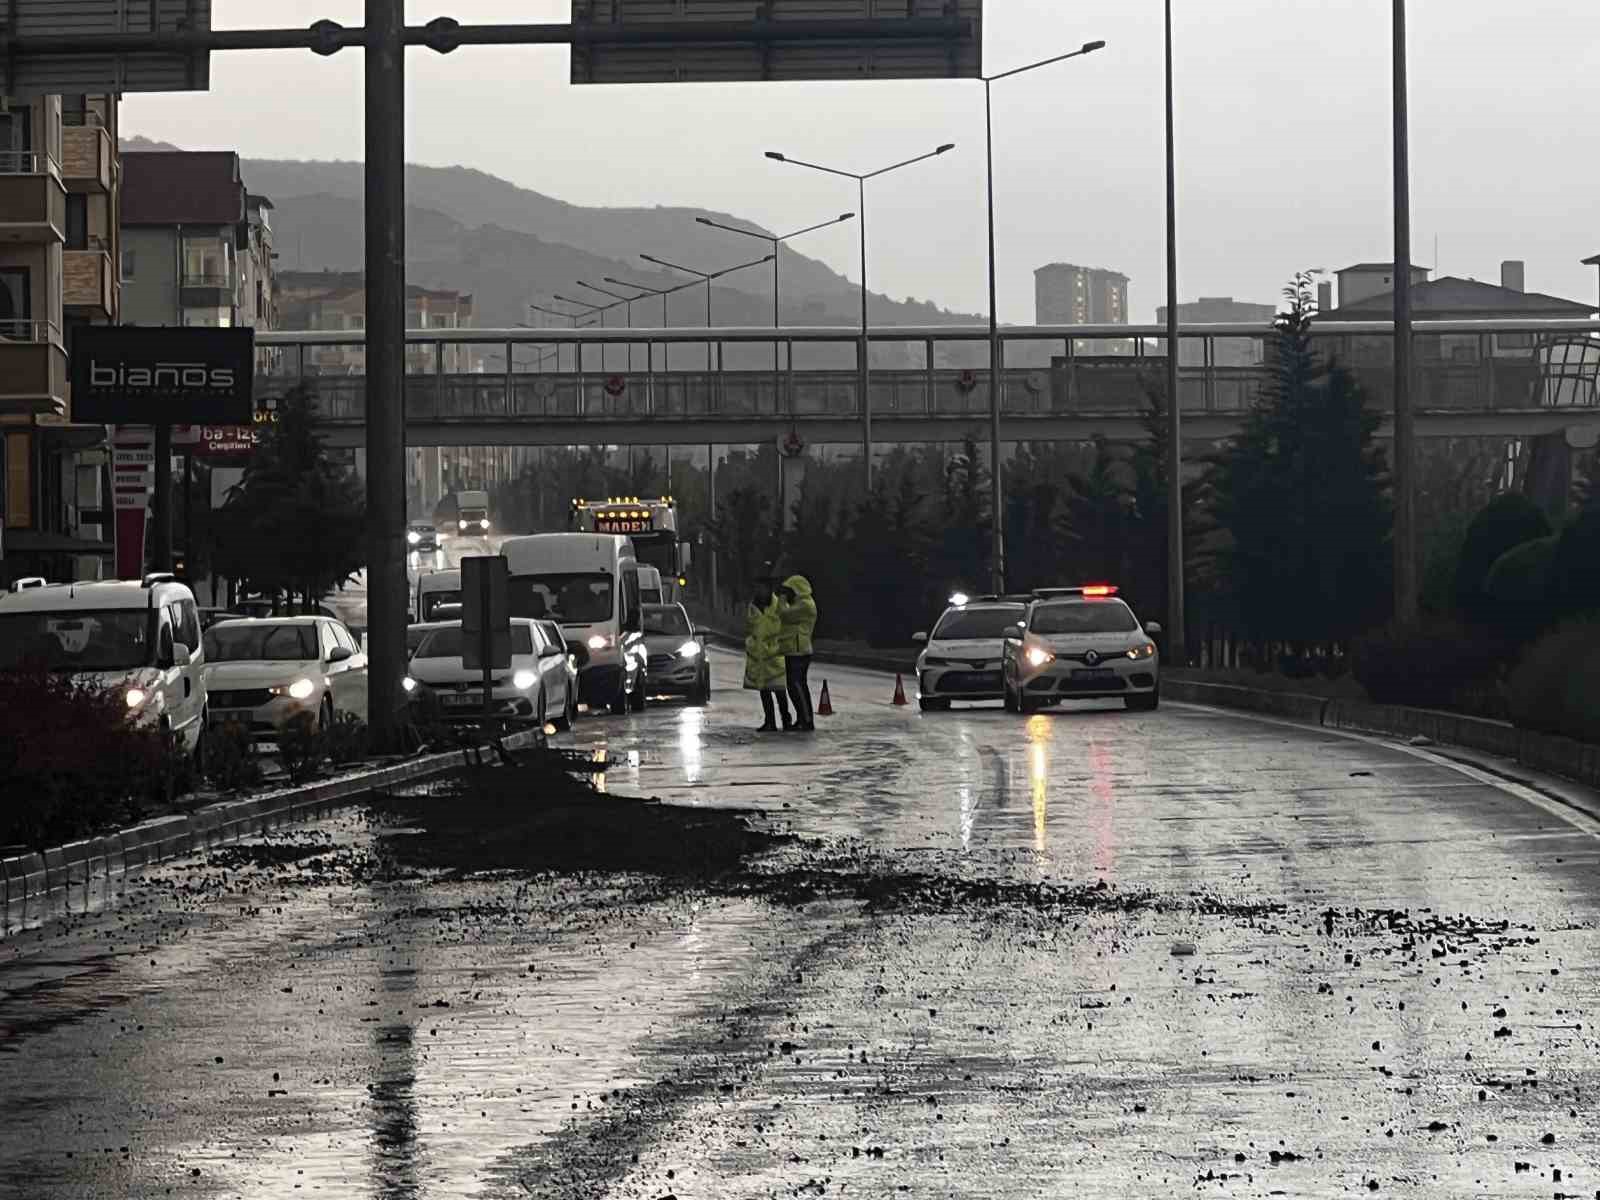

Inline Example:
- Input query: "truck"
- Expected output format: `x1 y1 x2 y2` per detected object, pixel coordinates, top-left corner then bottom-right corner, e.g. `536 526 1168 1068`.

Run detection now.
433 489 492 537
569 496 690 603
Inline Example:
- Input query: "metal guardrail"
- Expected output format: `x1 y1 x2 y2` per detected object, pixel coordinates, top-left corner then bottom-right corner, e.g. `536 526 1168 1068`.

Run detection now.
181 272 233 289
0 150 54 175
0 319 60 344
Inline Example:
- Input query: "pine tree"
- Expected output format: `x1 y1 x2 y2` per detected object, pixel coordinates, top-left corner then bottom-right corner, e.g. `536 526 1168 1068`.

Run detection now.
1204 273 1392 645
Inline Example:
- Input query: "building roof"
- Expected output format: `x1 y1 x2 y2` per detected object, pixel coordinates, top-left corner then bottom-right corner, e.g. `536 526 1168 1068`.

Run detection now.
1330 275 1594 317
1035 263 1129 282
121 151 246 226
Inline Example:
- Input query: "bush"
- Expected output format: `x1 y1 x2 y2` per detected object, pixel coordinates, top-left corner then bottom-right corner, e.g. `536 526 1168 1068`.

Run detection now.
1507 619 1600 743
277 712 323 784
1484 535 1558 641
1351 620 1509 710
203 718 263 792
323 711 371 766
1546 507 1600 624
1454 493 1551 626
0 666 171 849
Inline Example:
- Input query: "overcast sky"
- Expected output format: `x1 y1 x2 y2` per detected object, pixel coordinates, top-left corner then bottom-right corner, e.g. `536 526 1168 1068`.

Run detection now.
123 1 1600 324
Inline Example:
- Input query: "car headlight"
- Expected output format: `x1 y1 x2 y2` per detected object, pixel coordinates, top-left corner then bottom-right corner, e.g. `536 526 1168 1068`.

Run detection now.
270 677 317 700
125 686 147 708
513 669 537 690
480 519 490 530
407 530 420 545
1025 645 1054 668
402 676 417 693
457 519 468 530
586 634 609 650
678 640 701 659
1127 642 1158 660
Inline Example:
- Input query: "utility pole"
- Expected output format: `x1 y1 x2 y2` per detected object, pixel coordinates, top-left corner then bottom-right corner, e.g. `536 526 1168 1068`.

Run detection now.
1392 0 1418 626
364 0 407 748
1163 0 1186 663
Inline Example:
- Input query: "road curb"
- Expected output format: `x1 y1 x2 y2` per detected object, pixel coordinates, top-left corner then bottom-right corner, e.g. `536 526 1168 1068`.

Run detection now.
1 729 540 937
1165 678 1600 795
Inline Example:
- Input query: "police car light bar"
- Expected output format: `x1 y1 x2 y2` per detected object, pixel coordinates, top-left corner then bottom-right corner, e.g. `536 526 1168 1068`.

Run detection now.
1033 584 1119 598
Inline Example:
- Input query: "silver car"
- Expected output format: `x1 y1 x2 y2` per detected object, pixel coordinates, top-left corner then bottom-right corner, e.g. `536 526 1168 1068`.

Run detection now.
404 618 576 729
641 603 709 704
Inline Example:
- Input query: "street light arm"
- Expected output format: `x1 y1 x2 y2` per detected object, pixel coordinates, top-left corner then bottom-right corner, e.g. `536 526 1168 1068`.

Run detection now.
552 293 605 312
707 253 776 280
861 143 956 180
641 252 713 280
695 215 776 246
777 212 857 240
575 280 631 302
983 40 1106 83
603 276 667 296
765 152 863 181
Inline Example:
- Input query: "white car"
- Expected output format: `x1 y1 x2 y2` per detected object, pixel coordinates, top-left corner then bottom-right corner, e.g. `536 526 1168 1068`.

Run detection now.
534 619 581 721
912 595 1028 711
403 618 576 730
0 573 209 762
1002 587 1162 713
203 616 369 738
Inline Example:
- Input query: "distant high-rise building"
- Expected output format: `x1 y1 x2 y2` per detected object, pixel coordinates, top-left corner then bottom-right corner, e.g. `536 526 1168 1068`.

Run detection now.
1034 263 1129 355
1034 263 1129 326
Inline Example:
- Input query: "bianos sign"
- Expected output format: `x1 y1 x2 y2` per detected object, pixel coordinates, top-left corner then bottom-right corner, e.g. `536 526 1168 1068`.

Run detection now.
71 326 255 425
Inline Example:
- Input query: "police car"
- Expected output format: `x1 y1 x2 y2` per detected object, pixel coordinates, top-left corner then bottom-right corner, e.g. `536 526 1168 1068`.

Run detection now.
1001 586 1162 713
912 593 1029 710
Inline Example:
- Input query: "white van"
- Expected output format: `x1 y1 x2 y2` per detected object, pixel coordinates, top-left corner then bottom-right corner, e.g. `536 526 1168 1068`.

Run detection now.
0 572 209 762
498 533 647 714
415 568 462 622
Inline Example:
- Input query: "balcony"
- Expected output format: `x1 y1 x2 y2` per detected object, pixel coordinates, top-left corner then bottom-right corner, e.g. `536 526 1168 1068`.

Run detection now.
0 321 68 417
61 115 115 192
0 154 67 244
64 245 115 316
180 270 234 310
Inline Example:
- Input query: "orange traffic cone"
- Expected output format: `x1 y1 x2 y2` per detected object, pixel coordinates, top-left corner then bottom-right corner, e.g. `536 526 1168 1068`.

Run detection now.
816 680 834 716
892 673 909 706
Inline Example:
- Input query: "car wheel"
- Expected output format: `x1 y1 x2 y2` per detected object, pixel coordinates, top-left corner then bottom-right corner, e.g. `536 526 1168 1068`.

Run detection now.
629 671 647 711
688 668 709 707
319 696 334 732
1125 687 1160 712
1018 687 1040 715
537 691 548 730
190 713 207 784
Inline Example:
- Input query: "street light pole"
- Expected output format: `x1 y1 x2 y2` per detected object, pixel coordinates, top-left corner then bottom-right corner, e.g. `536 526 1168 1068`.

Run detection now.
1392 0 1418 626
1163 0 1185 664
696 212 855 371
576 280 638 370
979 40 1104 594
641 251 774 373
765 144 955 491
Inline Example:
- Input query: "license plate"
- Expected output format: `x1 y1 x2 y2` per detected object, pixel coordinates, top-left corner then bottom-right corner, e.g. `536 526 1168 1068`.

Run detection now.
1072 668 1116 680
443 693 480 707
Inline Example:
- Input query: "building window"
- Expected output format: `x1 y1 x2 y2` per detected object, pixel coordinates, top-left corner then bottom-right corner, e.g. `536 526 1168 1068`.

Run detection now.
121 249 136 279
1497 332 1535 352
0 267 31 338
0 105 32 173
65 194 88 250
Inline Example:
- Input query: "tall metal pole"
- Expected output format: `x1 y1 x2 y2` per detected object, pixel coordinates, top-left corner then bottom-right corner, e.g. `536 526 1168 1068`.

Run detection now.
364 0 407 750
1163 0 1186 663
859 176 871 490
1392 0 1418 626
984 77 1004 593
151 422 172 572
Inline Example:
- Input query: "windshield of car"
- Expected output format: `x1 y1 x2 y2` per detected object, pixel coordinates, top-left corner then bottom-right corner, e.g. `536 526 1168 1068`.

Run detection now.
0 609 154 671
931 606 1024 640
1030 601 1140 635
419 590 462 620
508 573 614 624
642 606 690 636
204 622 320 662
415 625 535 659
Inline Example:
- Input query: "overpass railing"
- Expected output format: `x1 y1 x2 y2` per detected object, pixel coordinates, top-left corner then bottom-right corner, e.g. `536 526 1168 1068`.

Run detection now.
254 319 1600 426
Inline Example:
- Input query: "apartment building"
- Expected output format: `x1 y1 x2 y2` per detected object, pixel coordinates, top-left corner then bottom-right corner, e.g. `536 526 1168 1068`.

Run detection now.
119 150 276 353
276 269 477 375
1034 262 1132 356
0 93 121 584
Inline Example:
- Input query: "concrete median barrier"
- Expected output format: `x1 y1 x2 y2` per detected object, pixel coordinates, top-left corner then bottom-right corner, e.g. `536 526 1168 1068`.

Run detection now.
1164 679 1330 724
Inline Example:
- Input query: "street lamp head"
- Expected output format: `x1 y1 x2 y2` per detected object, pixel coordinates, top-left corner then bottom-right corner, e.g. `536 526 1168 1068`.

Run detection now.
1082 39 1107 53
764 151 786 161
840 212 856 221
694 216 712 226
936 143 956 154
640 253 662 265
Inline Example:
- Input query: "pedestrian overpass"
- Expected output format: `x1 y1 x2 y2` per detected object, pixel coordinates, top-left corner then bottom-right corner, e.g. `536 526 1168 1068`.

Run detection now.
255 318 1600 452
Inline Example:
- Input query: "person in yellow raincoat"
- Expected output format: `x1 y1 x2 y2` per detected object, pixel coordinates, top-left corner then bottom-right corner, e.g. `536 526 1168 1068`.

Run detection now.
775 574 818 731
743 576 791 731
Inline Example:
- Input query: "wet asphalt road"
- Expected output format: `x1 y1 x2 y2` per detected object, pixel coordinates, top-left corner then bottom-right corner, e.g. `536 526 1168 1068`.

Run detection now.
3 649 1599 1198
